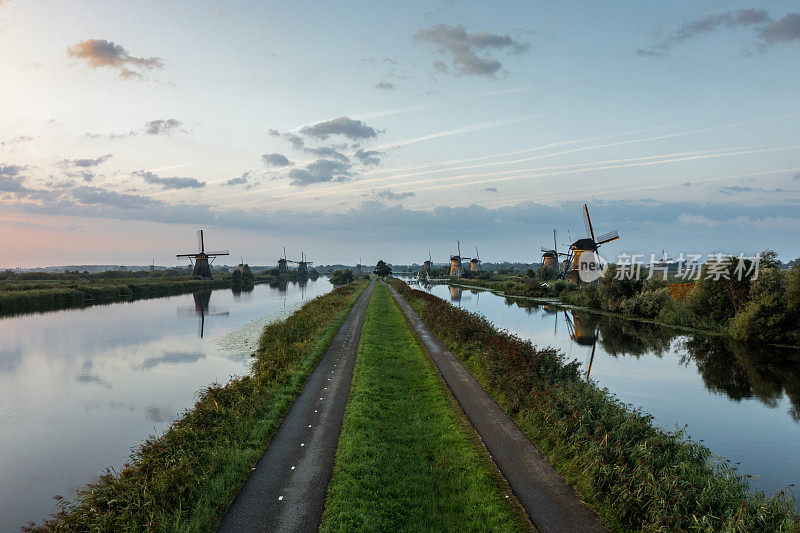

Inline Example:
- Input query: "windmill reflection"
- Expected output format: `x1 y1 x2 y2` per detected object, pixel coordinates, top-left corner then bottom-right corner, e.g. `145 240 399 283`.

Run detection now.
564 310 600 379
177 291 230 338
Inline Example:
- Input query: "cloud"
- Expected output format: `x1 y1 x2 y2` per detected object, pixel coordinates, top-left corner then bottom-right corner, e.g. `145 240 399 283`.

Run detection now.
375 189 415 201
0 165 27 192
0 135 33 147
134 170 205 190
759 13 800 45
300 116 378 140
638 8 777 56
414 23 528 77
375 80 395 90
261 153 294 167
304 146 349 163
484 187 498 193
145 119 182 135
61 154 112 168
69 185 158 209
354 149 382 166
67 39 164 78
288 159 351 186
224 172 258 189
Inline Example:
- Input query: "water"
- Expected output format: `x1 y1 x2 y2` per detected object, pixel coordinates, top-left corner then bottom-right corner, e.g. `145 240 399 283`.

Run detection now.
0 278 331 531
416 281 800 500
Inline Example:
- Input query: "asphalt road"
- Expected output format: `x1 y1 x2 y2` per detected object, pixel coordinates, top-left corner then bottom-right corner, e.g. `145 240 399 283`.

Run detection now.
217 280 375 533
387 283 608 533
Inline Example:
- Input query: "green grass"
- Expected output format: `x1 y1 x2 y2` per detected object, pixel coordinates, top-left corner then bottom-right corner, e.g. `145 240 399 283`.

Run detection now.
28 280 367 532
321 283 523 533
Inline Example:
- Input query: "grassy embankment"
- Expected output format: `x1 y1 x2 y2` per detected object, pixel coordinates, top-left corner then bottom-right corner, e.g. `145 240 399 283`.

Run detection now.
0 273 273 316
392 278 800 532
28 280 367 532
321 283 526 532
437 262 800 346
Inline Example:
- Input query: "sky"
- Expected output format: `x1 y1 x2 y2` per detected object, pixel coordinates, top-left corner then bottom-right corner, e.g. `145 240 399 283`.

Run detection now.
1 0 799 268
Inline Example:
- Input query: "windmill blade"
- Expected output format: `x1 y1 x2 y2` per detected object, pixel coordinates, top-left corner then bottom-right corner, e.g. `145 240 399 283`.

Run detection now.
205 250 230 256
176 253 197 258
197 230 204 253
541 246 552 253
553 228 558 255
596 230 619 245
582 204 595 240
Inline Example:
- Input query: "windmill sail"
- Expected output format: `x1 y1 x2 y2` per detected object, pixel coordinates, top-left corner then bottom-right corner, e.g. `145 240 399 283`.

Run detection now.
596 230 619 245
582 204 595 240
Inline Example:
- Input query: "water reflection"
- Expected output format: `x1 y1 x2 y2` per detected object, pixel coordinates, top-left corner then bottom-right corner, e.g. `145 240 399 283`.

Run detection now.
0 278 333 531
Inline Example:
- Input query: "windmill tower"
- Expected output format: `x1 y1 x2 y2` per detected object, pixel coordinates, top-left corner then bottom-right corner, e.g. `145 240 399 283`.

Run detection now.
470 247 481 272
450 240 466 278
566 204 620 283
176 230 230 280
277 247 288 274
541 228 570 274
423 251 432 272
355 257 362 274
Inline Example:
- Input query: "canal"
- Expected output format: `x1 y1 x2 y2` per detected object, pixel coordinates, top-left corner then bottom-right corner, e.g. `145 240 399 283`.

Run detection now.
416 281 800 502
0 278 331 531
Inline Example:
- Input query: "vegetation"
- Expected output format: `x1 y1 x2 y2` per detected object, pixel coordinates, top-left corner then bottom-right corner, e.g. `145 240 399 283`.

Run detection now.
321 283 522 532
373 259 392 277
330 269 355 286
0 269 275 317
390 278 800 532
27 280 368 532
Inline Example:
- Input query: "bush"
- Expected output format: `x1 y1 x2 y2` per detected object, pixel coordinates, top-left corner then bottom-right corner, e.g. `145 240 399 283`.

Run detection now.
330 269 355 286
620 287 672 318
731 267 797 344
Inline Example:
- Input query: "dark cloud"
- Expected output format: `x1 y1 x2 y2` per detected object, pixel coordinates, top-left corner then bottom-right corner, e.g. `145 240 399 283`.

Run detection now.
224 172 258 189
261 153 293 167
61 154 112 168
306 146 349 163
66 170 97 183
376 189 415 201
759 13 800 45
300 116 378 141
69 185 157 209
0 166 27 192
484 187 498 193
67 39 164 79
288 159 351 186
354 149 382 166
414 23 528 77
134 170 205 190
375 80 395 90
145 119 182 135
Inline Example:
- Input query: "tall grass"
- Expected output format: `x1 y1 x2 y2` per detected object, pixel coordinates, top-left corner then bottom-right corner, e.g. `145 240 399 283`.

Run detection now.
26 280 367 532
392 279 799 532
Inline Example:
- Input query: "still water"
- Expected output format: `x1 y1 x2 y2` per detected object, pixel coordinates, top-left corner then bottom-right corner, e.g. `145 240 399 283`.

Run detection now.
417 282 800 500
0 278 331 531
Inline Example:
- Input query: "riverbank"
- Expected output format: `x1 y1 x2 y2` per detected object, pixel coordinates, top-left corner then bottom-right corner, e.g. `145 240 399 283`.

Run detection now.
391 278 800 531
26 280 367 532
0 274 277 316
432 268 800 347
321 283 526 532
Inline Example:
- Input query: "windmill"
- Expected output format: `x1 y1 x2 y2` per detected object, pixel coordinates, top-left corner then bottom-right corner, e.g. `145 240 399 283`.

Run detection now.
423 251 432 272
450 241 470 278
277 247 288 274
355 257 362 274
290 251 313 275
177 230 229 280
564 310 600 379
177 290 230 338
470 247 481 272
566 204 620 283
541 228 569 274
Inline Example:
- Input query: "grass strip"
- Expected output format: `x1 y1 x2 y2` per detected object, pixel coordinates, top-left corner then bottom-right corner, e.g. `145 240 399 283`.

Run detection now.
391 278 800 532
28 280 368 532
321 283 522 533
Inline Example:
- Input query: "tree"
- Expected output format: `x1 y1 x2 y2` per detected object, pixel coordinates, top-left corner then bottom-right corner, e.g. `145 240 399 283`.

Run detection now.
330 269 355 286
374 260 392 277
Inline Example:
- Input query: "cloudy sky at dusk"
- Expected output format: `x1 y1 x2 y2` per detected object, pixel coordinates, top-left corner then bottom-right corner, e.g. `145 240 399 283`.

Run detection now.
1 1 799 267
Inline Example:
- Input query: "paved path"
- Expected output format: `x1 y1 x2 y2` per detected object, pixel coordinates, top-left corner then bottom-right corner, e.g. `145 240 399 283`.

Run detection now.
217 281 375 533
387 283 608 533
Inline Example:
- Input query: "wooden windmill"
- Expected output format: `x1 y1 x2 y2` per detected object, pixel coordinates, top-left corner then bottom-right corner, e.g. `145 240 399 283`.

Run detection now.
177 230 229 280
355 257 362 274
566 204 620 283
277 246 288 274
423 251 432 272
541 228 569 274
470 247 481 272
449 240 469 278
290 251 313 275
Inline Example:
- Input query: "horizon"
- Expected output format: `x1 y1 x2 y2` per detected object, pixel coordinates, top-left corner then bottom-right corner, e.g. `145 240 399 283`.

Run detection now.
2 1 799 267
